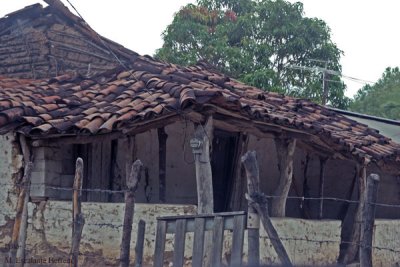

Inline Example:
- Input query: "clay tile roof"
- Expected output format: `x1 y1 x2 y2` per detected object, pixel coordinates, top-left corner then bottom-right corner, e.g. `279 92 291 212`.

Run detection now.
0 0 138 79
1 57 400 171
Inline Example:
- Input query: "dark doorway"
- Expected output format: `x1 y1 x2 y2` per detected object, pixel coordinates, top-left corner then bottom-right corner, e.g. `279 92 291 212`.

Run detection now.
211 130 238 212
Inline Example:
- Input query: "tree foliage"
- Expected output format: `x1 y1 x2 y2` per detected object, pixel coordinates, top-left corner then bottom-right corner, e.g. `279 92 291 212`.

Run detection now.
350 67 400 119
156 0 349 108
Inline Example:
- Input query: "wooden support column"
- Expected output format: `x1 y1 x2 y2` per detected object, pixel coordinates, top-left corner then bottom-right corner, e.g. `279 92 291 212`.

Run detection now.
341 162 367 264
190 116 214 214
120 160 143 267
271 138 297 217
70 158 85 267
9 135 33 267
157 127 167 203
318 157 328 219
242 151 293 267
228 133 249 211
360 174 380 267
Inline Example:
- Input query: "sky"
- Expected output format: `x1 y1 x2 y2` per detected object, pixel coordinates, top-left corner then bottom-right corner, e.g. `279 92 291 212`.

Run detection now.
1 0 399 98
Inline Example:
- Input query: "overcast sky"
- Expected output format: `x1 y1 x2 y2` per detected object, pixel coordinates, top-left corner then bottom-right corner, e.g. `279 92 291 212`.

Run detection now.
1 0 399 98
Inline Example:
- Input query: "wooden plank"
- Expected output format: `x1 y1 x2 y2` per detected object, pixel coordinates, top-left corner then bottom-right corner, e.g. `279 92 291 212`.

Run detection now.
164 212 245 233
119 160 143 267
173 219 187 267
242 151 293 267
318 157 328 219
211 216 224 267
192 218 206 267
360 174 380 267
134 220 146 267
230 215 246 267
271 137 297 217
157 127 167 203
153 220 167 267
229 133 249 211
101 141 112 202
88 142 101 201
158 211 246 221
69 158 85 267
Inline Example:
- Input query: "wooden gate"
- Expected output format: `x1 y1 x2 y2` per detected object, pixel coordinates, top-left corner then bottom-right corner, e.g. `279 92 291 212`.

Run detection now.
153 211 247 267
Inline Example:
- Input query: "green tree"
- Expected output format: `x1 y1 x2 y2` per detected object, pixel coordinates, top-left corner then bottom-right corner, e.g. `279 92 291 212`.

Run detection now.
350 67 400 119
156 0 349 108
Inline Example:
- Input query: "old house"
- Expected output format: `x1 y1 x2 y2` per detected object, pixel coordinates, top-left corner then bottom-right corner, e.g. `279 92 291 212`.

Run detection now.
0 1 399 266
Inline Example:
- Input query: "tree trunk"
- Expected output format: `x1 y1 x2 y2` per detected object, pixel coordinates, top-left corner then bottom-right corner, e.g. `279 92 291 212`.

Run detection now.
271 138 296 217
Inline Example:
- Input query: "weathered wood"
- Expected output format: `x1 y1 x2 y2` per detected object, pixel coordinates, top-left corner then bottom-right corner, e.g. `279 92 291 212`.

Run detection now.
342 164 367 264
318 157 328 219
173 219 187 267
271 138 297 217
9 161 33 267
31 131 123 147
360 174 380 267
191 116 214 214
244 149 260 267
211 216 224 267
229 133 249 211
134 220 146 267
69 158 85 267
192 218 206 267
16 135 32 266
231 215 246 267
242 151 293 267
153 220 167 267
157 127 167 203
120 160 143 267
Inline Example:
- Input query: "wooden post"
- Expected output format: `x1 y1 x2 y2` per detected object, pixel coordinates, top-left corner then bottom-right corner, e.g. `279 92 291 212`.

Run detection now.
271 138 296 217
157 127 167 203
191 116 214 214
342 163 367 264
318 157 328 219
69 158 85 267
9 162 33 267
134 220 146 267
243 148 260 267
229 133 249 211
120 159 143 267
360 174 380 267
242 151 293 267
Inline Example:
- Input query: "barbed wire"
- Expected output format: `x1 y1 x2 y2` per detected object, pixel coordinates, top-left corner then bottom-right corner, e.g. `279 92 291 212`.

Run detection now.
2 182 400 209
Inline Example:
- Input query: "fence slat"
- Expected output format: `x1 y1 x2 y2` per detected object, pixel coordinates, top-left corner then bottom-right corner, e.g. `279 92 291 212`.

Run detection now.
173 219 187 267
192 218 206 267
154 220 167 267
134 220 146 267
211 216 224 267
231 215 246 267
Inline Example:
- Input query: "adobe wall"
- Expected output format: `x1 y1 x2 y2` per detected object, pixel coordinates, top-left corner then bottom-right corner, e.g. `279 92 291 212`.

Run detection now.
0 133 23 253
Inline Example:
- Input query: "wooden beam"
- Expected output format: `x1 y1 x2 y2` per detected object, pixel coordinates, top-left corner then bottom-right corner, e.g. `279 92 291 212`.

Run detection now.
271 138 297 217
119 160 143 267
242 151 293 267
69 158 85 267
360 174 380 267
318 157 328 219
341 163 367 264
191 116 214 214
15 135 32 266
9 161 33 267
157 127 167 203
31 132 123 147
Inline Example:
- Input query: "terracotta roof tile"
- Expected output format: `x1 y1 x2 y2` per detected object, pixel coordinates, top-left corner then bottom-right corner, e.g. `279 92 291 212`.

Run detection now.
0 56 399 169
